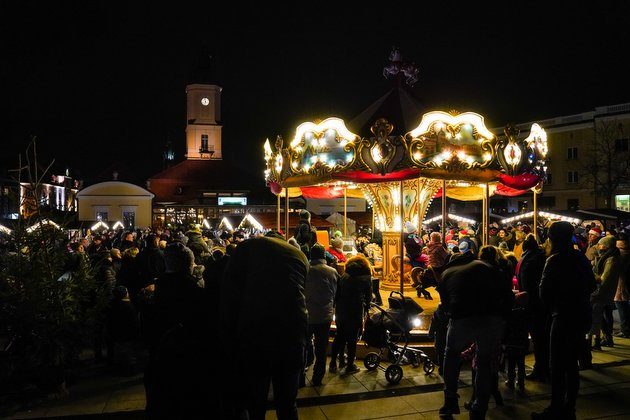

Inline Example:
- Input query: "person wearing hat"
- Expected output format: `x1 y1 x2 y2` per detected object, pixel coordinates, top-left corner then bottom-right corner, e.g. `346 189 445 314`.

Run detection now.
458 229 478 256
589 235 621 349
304 244 339 386
405 221 427 267
328 237 347 263
586 227 602 262
294 209 317 257
532 222 597 420
147 241 210 418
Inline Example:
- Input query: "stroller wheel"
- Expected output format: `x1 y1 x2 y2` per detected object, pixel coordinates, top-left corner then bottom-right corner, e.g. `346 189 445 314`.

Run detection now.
423 360 435 374
364 352 380 371
385 364 403 384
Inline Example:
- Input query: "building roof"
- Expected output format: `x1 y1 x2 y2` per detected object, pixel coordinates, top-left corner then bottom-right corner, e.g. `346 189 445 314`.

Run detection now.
148 159 274 204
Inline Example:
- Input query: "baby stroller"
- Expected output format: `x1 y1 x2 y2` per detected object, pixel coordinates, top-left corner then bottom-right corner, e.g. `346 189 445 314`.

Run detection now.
362 291 435 384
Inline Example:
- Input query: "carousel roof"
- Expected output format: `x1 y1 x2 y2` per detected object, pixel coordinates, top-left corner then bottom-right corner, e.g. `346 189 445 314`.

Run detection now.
350 85 424 137
264 112 548 192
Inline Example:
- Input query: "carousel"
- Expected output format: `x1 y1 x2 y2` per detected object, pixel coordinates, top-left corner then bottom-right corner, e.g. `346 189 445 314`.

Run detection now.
263 111 548 295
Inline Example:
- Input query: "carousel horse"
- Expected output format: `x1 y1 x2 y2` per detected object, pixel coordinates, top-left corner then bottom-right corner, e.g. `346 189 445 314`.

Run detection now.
390 254 413 283
410 265 444 300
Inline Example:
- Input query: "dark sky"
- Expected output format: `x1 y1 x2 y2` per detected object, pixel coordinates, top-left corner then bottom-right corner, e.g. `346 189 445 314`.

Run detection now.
2 2 630 184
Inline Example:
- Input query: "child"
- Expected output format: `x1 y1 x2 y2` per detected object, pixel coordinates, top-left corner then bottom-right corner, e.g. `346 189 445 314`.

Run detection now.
504 291 530 391
462 342 504 410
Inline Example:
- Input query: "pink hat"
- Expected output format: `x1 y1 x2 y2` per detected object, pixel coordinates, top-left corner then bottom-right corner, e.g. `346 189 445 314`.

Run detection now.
589 227 602 236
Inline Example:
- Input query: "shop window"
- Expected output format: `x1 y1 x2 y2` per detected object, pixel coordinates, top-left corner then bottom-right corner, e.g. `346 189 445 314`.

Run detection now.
616 194 630 212
538 196 556 210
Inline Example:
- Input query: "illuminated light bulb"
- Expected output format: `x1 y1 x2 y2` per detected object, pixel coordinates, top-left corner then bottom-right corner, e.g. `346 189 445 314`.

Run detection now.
483 152 492 161
264 139 272 161
340 139 348 147
434 122 444 131
433 157 443 166
446 132 452 139
455 133 462 140
303 164 311 171
457 151 466 160
345 153 353 162
371 145 383 163
291 161 298 168
413 317 421 328
466 156 474 165
413 152 422 160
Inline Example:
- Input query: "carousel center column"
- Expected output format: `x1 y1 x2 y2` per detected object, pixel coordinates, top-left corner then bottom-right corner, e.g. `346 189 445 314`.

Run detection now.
359 178 440 290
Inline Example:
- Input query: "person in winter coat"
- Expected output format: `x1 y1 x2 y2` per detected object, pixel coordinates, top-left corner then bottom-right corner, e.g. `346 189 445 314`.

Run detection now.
614 234 630 338
185 225 211 264
304 244 339 385
585 227 602 262
517 234 549 382
504 292 530 392
135 234 165 294
145 241 210 419
437 248 514 419
119 232 136 253
532 221 597 420
294 209 317 257
404 222 425 267
427 232 448 269
221 231 309 420
589 235 621 349
328 237 347 263
458 229 478 256
330 255 373 375
117 247 141 305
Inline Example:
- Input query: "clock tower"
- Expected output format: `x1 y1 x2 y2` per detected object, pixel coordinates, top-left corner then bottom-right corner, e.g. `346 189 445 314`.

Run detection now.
185 84 223 160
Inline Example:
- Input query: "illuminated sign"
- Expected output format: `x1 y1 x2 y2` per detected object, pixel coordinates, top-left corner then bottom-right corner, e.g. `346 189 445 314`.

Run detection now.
218 197 247 206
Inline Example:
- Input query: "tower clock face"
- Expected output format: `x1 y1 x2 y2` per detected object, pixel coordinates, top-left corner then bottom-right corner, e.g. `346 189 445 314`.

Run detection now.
201 97 210 106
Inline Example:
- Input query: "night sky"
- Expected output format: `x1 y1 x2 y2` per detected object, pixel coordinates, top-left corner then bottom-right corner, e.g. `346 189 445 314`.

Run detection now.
2 2 630 185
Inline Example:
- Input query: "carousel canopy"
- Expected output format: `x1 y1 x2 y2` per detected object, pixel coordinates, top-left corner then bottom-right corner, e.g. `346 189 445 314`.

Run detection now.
264 112 548 192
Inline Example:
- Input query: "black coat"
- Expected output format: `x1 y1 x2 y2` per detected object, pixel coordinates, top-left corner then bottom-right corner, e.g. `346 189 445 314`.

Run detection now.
540 250 597 332
334 272 372 327
221 237 309 348
438 252 514 320
136 247 166 287
517 249 546 312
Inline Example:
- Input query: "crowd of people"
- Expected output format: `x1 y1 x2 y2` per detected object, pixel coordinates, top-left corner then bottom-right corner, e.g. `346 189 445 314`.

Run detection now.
401 219 629 420
7 209 628 420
